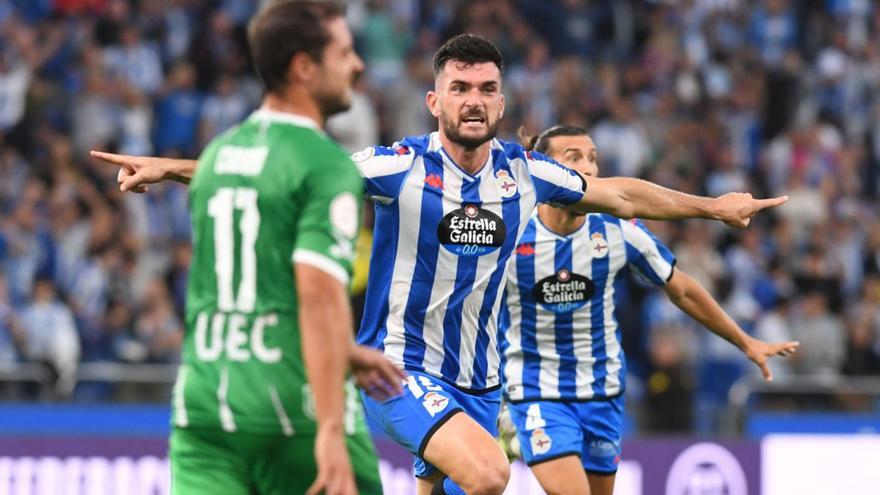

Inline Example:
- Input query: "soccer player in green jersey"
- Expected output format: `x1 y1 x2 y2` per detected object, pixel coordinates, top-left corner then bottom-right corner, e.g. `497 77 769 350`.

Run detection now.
94 2 404 494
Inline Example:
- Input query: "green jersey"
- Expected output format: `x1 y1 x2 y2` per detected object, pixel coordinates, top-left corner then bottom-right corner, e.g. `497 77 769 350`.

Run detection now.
172 109 364 436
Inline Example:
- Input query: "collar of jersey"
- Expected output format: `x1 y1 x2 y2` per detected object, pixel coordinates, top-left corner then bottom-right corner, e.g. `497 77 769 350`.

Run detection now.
430 131 501 182
249 109 322 131
534 211 590 241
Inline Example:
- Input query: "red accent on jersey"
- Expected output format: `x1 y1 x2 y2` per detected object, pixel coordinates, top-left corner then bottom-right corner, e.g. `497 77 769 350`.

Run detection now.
395 145 410 155
516 243 535 256
424 174 444 190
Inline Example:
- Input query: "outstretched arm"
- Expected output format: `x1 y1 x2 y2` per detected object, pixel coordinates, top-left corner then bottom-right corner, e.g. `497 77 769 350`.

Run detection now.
571 175 787 229
90 151 197 192
663 268 799 381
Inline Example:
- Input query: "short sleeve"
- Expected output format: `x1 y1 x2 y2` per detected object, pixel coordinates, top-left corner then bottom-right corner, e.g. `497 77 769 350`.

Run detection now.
351 144 415 204
292 158 364 286
525 151 586 207
620 219 677 286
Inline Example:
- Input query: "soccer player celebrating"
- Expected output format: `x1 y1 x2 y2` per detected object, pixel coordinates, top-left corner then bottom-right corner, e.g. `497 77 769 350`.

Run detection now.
92 33 786 495
91 2 403 494
499 125 799 495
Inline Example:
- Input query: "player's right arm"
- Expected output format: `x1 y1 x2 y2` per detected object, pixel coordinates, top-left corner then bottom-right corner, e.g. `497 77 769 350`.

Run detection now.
89 151 197 192
524 149 787 229
575 176 788 229
297 263 357 495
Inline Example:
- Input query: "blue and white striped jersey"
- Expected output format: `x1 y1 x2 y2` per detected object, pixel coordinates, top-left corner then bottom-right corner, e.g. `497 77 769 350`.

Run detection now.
500 213 676 401
354 132 585 390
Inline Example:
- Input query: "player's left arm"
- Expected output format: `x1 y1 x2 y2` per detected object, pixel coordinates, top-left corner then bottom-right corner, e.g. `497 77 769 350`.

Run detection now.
663 268 799 381
572 175 788 229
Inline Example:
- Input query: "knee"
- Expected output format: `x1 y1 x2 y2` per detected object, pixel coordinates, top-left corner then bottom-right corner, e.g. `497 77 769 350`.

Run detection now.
465 460 510 495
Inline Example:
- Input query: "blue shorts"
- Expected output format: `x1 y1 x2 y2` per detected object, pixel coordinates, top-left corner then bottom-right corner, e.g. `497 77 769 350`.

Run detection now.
507 396 624 474
361 371 501 478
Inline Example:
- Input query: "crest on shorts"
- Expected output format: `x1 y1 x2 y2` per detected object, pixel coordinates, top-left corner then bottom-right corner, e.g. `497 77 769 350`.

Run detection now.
530 428 552 455
422 392 449 417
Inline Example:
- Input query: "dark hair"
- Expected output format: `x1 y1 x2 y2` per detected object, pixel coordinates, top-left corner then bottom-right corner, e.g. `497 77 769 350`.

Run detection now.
518 124 590 154
432 34 504 77
247 0 344 93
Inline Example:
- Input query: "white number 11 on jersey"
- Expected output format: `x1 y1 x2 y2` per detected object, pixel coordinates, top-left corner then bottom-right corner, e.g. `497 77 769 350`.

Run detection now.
207 187 260 313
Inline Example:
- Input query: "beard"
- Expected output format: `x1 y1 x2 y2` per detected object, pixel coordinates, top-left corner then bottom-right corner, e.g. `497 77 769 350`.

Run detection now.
440 109 501 150
316 87 352 119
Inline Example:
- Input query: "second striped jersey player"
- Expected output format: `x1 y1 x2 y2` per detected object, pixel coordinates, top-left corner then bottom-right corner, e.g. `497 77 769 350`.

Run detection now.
497 124 799 495
501 213 675 404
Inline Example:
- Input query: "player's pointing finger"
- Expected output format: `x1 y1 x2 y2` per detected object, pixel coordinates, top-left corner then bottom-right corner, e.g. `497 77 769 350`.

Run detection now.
90 150 135 171
756 196 788 209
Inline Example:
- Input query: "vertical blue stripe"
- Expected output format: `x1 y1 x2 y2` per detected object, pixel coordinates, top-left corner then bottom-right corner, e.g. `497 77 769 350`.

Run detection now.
357 202 399 349
554 238 577 397
401 154 444 370
440 175 483 380
517 220 541 399
469 152 521 388
497 289 510 385
589 215 610 396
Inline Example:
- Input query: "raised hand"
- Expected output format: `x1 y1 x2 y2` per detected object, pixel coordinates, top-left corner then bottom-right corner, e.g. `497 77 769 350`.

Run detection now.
743 338 800 382
713 192 788 229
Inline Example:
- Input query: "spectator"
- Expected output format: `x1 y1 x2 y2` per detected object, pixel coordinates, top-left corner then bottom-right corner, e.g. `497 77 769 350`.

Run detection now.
748 0 798 67
789 289 846 377
0 274 22 364
103 25 163 95
360 0 412 87
133 278 182 363
843 277 880 376
18 277 80 396
753 295 795 380
591 98 651 177
198 73 247 147
644 325 694 433
152 61 202 156
0 46 30 132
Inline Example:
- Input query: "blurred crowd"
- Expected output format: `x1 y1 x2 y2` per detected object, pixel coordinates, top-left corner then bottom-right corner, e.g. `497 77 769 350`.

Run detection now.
1 0 880 431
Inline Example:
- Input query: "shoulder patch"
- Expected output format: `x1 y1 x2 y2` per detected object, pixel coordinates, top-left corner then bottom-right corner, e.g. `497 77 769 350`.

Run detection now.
351 147 375 163
330 192 359 239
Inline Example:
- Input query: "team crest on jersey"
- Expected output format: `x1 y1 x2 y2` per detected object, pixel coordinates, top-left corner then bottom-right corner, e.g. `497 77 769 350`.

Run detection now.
494 169 518 198
533 269 594 313
591 232 609 258
437 204 506 257
421 391 449 417
530 428 552 455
